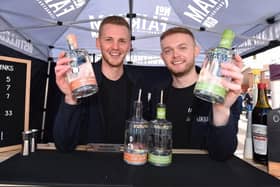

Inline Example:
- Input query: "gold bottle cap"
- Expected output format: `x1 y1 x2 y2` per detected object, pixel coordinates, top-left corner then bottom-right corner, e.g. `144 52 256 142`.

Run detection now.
66 33 78 49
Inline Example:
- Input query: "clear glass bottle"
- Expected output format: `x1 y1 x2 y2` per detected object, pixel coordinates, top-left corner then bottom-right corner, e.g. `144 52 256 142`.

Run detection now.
243 104 253 159
66 33 98 99
123 89 149 165
194 29 235 103
252 82 271 165
148 90 172 166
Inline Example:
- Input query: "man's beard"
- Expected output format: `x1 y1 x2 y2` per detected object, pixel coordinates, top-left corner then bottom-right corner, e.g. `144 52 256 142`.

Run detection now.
102 52 124 68
171 62 195 78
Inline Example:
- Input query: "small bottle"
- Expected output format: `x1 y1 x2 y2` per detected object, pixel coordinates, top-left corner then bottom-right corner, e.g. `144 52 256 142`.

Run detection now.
22 130 32 156
123 89 149 165
30 129 38 153
243 104 253 159
66 34 98 99
148 90 172 166
194 29 235 103
252 83 271 164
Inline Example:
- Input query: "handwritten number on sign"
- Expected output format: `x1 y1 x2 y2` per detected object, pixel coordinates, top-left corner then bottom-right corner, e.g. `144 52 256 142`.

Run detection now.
4 110 13 117
6 84 11 91
6 76 11 83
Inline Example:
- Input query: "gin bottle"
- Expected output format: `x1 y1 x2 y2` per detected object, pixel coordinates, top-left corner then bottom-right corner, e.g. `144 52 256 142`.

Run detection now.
148 90 172 166
194 29 235 103
123 89 149 165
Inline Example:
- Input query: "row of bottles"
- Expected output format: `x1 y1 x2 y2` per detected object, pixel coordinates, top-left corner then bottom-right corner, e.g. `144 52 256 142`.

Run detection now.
244 82 271 165
123 89 172 166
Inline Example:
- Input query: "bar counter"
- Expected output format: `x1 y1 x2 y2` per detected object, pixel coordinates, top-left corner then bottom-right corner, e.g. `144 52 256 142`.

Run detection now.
0 144 279 187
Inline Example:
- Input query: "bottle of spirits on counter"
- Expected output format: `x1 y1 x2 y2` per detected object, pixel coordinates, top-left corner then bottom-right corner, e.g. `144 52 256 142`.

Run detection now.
148 90 172 166
252 82 271 164
194 29 235 103
123 89 149 165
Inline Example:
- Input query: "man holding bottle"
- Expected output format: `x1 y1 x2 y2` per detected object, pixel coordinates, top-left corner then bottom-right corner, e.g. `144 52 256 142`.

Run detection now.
53 16 147 152
152 27 243 161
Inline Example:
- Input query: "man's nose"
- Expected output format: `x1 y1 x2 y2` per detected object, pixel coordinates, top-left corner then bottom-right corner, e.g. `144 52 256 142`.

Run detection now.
112 41 119 49
173 48 180 58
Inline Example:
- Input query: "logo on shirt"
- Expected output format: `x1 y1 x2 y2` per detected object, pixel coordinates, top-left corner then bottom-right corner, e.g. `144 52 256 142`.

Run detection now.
196 116 209 123
185 107 192 122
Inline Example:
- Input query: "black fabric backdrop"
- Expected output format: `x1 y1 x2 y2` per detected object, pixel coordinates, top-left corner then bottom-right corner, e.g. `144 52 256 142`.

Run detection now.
0 44 171 143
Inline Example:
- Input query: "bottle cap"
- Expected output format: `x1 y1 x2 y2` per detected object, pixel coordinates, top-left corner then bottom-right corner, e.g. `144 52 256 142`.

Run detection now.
257 82 266 89
66 34 78 49
219 29 235 49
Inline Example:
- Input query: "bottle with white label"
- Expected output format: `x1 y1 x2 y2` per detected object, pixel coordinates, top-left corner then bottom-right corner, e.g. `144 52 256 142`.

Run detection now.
252 83 271 165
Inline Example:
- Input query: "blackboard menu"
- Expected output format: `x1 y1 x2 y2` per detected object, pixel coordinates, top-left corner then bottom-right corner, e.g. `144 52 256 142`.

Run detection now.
0 56 30 152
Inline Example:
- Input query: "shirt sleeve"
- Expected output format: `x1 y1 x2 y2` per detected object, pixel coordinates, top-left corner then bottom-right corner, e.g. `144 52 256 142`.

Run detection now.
207 98 242 161
53 100 83 152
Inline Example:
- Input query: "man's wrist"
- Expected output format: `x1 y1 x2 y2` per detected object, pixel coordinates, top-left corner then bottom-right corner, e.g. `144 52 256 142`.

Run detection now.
212 104 230 126
64 94 77 105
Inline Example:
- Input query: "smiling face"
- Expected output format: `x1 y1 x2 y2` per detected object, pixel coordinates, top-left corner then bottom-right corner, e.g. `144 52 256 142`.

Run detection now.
96 23 131 68
160 32 200 77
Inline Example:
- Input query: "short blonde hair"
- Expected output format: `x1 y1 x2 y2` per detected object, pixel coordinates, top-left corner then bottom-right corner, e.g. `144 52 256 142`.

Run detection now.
160 27 195 43
99 16 130 37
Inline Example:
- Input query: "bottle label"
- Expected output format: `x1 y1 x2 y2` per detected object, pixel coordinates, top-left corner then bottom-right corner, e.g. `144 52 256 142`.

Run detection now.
252 124 267 155
123 152 147 165
148 153 172 165
157 107 166 119
194 80 226 98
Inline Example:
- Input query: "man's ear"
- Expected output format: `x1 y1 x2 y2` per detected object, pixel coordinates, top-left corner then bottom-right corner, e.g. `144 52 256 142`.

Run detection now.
195 45 200 57
160 52 163 60
96 38 100 49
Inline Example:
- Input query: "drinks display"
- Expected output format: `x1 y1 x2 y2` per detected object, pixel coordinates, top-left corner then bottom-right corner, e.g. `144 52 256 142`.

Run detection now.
123 89 149 165
148 90 172 166
66 34 98 99
252 83 271 164
194 29 235 103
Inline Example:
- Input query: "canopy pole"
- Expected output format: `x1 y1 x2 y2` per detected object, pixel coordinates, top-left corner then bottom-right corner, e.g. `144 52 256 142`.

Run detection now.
127 0 135 62
40 57 52 142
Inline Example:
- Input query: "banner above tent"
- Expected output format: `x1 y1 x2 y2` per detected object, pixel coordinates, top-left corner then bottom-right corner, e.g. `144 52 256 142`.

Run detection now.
0 0 279 66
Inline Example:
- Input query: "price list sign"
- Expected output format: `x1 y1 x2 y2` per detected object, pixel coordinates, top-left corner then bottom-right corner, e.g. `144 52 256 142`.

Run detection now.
0 56 30 152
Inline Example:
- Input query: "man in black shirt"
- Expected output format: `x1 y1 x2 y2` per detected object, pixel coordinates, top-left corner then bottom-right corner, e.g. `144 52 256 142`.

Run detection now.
155 27 243 160
53 16 144 152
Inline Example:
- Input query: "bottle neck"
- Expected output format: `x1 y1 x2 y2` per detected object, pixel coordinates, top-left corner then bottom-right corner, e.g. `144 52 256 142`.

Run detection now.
133 101 143 120
66 34 78 51
68 43 76 51
255 87 270 108
218 29 234 49
156 103 166 120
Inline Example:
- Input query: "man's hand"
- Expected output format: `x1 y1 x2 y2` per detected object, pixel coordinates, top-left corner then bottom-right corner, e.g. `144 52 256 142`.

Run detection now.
212 54 243 126
54 51 77 104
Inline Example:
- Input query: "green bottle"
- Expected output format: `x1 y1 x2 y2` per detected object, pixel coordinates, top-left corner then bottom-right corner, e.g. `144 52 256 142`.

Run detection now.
194 29 235 104
148 90 172 166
